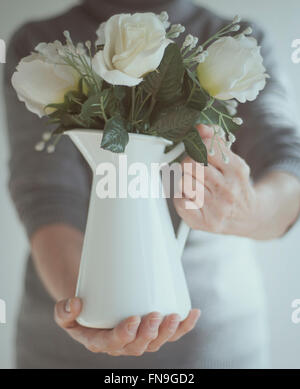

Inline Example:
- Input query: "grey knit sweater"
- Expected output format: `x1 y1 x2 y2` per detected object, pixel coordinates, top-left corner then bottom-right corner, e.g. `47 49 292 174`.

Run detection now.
3 0 300 369
4 0 300 238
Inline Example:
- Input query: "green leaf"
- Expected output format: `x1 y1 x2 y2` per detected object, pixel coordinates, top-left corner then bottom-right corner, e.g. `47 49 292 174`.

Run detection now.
80 89 111 123
141 43 185 103
183 70 209 111
199 105 240 133
81 95 102 120
113 86 127 101
151 105 201 142
183 128 208 165
78 78 87 97
61 113 86 128
46 88 84 118
52 126 66 136
101 115 130 153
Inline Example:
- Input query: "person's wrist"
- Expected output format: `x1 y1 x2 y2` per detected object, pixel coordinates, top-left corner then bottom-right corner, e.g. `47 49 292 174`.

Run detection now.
243 184 270 240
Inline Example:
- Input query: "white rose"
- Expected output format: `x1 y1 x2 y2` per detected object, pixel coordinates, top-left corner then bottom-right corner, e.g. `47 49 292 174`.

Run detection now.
197 35 268 103
12 51 79 118
92 12 172 87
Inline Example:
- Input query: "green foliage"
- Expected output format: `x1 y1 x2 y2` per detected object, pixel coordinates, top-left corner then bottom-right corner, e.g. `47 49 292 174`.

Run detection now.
151 105 201 141
199 103 240 133
101 115 130 153
43 44 239 163
183 128 208 165
141 43 185 104
183 70 209 112
80 89 110 123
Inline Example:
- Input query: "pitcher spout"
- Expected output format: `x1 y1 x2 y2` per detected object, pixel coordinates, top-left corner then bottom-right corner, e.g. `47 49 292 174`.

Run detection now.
66 129 104 170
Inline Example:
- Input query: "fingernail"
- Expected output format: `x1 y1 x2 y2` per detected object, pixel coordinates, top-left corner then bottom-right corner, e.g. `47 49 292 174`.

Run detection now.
149 315 162 330
65 299 72 313
127 320 140 334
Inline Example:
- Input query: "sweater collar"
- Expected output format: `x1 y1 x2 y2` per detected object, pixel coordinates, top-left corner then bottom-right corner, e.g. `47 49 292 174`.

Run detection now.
83 0 197 23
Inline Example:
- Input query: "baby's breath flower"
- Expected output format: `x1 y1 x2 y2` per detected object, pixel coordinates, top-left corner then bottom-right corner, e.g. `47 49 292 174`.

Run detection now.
159 11 169 22
191 37 199 49
63 30 72 43
231 24 240 32
219 129 226 140
35 141 45 152
243 27 253 35
194 53 206 63
85 41 92 51
47 145 56 154
182 34 194 49
76 43 86 55
214 126 225 138
167 23 185 38
163 20 171 29
226 99 238 108
195 45 203 53
232 117 243 125
226 106 237 116
42 132 52 142
158 11 170 28
228 133 236 143
177 24 185 33
233 15 241 23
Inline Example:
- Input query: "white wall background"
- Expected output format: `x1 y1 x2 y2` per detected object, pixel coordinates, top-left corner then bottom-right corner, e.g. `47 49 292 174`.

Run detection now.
0 0 299 369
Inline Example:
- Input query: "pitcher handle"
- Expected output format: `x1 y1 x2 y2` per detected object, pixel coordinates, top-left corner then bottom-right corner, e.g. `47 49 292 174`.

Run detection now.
162 142 190 257
162 142 185 164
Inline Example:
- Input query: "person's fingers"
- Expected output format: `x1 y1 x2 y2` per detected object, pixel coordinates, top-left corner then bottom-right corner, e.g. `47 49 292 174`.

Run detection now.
67 316 141 354
54 297 82 329
181 156 205 184
180 174 205 209
123 312 163 356
146 314 181 352
173 196 206 229
196 124 238 175
202 138 229 174
168 309 201 342
196 124 214 139
204 164 227 194
92 316 141 355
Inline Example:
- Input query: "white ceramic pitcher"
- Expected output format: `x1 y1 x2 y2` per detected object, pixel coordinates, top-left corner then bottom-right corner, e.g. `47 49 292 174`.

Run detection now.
67 129 191 328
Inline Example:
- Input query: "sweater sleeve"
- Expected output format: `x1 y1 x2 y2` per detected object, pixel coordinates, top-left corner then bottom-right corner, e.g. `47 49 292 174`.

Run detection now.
232 23 300 182
4 24 90 239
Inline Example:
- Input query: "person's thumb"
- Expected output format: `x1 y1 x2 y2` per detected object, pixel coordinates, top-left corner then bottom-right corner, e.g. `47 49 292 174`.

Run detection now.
54 297 82 329
196 124 214 139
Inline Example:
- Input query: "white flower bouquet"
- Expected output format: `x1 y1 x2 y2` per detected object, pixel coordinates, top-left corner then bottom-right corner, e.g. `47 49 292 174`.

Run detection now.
12 12 268 164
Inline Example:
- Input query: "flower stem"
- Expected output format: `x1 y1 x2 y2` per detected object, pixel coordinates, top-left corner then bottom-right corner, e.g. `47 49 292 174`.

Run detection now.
130 86 136 122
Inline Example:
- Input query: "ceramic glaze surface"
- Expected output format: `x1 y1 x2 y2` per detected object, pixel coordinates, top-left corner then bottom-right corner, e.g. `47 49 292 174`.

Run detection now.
67 130 191 328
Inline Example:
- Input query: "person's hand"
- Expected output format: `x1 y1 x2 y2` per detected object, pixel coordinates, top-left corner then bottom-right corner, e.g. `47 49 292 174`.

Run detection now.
55 297 201 356
174 124 259 238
